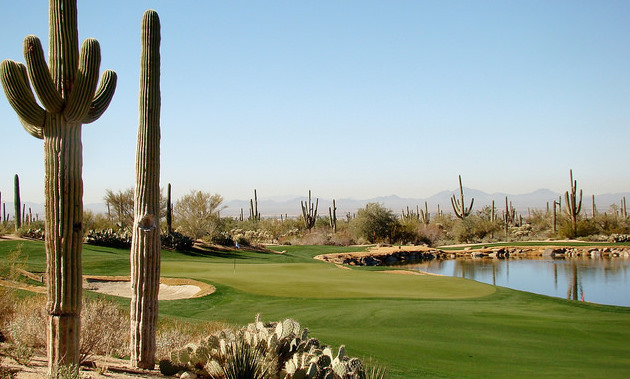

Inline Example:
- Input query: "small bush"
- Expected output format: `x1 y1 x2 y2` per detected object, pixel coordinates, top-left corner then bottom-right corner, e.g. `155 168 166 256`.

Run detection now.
80 297 130 363
161 231 194 251
0 358 17 379
155 319 227 361
86 228 132 249
0 287 16 337
6 295 46 351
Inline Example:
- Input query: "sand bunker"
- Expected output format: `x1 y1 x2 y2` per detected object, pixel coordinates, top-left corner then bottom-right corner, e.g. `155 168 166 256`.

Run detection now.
83 276 215 300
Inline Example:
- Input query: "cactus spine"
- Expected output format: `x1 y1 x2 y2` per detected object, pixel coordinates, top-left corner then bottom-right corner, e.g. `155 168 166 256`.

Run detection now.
451 175 474 219
13 174 21 230
0 0 116 374
564 169 582 236
130 9 161 369
301 190 318 231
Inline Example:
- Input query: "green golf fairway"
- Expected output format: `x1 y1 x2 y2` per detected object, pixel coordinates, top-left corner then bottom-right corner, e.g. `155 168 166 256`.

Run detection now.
1 240 629 378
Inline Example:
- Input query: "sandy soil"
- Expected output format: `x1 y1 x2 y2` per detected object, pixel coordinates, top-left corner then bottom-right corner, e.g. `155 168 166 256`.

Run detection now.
83 276 216 300
1 352 166 378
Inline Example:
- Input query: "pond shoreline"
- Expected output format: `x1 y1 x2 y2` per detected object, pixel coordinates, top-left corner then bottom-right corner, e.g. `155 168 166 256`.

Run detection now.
314 245 630 267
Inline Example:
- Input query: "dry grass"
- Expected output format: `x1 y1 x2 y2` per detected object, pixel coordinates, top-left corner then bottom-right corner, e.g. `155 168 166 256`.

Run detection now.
156 319 229 360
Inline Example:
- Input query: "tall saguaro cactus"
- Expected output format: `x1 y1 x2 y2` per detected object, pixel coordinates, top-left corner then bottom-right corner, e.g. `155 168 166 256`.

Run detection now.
564 169 582 236
0 0 116 374
13 174 21 230
451 175 474 219
130 9 162 369
166 183 173 234
301 190 318 231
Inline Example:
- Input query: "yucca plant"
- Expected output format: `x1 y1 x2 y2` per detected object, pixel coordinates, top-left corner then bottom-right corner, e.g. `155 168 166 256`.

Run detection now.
222 339 271 379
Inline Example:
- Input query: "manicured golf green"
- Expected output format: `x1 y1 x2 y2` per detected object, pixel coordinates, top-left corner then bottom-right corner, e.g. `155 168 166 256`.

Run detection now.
1 240 629 378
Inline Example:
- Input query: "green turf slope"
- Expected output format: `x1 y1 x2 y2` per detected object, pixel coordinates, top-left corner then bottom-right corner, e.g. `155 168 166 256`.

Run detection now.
1 241 629 378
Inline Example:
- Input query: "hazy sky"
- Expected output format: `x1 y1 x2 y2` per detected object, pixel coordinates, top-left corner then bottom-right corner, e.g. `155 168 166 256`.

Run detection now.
0 0 628 205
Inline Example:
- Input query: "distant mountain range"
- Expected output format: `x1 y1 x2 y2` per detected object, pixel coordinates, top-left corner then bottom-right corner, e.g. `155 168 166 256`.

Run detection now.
220 188 630 219
5 188 629 221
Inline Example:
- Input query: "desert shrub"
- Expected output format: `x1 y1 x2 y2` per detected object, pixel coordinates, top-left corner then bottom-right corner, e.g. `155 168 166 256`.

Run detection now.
161 231 195 251
15 221 46 240
557 218 598 239
0 358 17 379
229 228 275 246
83 210 116 234
16 227 45 240
6 295 47 351
55 364 81 379
3 295 46 366
155 319 228 361
173 190 225 240
451 214 501 243
592 213 630 235
351 203 397 243
86 228 132 248
80 297 130 363
0 287 15 341
0 245 28 283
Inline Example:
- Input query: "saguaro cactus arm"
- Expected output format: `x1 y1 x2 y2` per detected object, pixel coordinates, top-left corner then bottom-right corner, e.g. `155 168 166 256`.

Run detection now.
63 39 102 121
0 60 46 138
83 70 117 124
23 35 64 112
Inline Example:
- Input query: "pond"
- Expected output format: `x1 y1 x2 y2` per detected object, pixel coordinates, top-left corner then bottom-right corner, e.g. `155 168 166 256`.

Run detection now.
398 256 630 307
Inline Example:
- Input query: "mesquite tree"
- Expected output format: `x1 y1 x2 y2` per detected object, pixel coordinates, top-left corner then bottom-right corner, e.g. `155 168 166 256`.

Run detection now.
0 0 116 375
130 9 161 369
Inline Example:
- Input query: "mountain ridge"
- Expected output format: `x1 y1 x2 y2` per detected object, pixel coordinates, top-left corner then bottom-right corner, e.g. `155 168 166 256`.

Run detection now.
4 189 628 220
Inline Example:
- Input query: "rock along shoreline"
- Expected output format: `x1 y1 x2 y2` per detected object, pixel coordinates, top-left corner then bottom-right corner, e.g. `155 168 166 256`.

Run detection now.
314 245 630 267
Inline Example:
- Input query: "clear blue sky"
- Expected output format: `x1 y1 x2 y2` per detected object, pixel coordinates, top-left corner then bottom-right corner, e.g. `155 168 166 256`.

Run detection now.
0 0 629 205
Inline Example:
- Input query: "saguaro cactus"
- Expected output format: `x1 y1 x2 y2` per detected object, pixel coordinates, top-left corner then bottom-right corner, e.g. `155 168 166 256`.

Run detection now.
329 199 337 233
420 201 430 225
564 169 582 236
166 183 173 234
130 9 161 369
0 0 116 374
451 175 474 219
13 174 21 230
249 189 260 221
301 190 318 231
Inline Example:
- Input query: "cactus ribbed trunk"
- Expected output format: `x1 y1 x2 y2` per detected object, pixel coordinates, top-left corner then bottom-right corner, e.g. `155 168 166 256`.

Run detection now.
0 0 116 375
130 9 161 369
14 174 21 230
44 117 83 371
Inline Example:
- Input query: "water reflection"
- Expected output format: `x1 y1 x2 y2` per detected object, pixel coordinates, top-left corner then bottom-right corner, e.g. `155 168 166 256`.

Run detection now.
399 256 630 307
